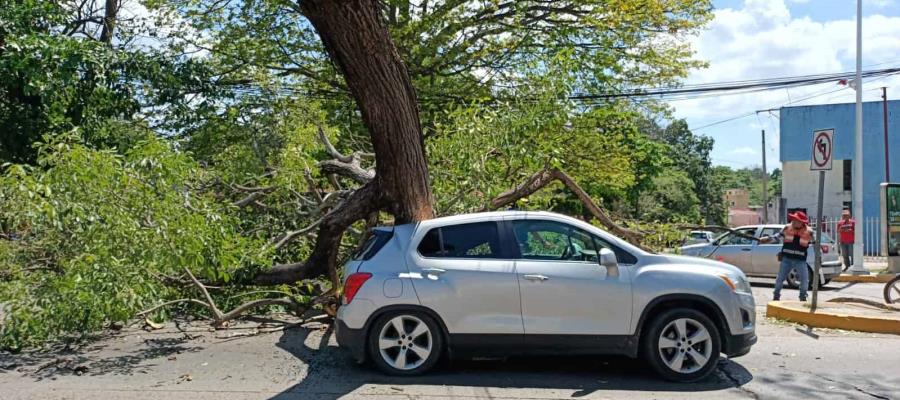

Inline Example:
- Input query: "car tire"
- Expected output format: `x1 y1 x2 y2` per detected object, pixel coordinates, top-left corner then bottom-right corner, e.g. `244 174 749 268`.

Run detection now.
786 266 816 289
642 308 721 383
367 311 444 376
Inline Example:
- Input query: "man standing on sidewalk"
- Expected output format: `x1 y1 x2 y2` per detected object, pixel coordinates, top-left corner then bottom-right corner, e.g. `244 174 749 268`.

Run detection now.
837 209 855 271
760 211 814 301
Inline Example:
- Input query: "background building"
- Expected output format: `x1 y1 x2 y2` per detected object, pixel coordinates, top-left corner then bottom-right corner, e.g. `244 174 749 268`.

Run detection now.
780 100 899 253
725 189 750 209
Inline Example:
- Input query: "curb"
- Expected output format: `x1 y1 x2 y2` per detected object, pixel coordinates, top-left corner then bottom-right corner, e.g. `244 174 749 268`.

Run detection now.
832 274 895 283
766 301 900 334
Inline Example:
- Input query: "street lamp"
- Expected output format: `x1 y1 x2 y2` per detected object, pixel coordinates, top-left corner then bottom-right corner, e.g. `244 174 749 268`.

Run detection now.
850 0 869 275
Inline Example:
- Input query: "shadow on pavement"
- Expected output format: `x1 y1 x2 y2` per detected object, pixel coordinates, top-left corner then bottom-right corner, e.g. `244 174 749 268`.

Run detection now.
269 326 754 400
0 334 203 380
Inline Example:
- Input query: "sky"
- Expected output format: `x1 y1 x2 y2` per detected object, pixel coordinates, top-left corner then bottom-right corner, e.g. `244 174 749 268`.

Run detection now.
674 0 900 170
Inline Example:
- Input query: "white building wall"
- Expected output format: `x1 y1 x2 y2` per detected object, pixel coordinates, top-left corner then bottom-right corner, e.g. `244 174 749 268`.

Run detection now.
782 159 852 220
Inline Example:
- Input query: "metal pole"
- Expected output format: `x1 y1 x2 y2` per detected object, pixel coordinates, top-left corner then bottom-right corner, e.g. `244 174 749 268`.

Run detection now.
811 170 825 312
850 0 869 275
762 129 769 223
884 87 891 182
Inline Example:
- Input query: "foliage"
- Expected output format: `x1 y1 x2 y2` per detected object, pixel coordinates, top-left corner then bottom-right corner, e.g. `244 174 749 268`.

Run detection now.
0 134 272 349
642 119 724 224
0 0 717 348
637 170 701 223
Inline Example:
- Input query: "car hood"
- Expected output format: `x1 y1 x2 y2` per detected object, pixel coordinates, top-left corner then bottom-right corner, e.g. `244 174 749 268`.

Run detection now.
645 254 745 277
680 243 711 251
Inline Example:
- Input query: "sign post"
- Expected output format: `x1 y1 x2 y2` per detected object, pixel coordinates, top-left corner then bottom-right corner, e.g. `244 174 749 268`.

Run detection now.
810 129 834 313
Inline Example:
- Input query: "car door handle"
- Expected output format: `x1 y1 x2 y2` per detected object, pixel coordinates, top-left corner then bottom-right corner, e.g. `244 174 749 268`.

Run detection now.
741 248 752 251
523 274 549 281
422 268 446 276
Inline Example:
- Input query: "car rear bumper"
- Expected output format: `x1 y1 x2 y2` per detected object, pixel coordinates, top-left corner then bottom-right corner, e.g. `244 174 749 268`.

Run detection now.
723 331 757 358
335 318 367 363
820 261 842 280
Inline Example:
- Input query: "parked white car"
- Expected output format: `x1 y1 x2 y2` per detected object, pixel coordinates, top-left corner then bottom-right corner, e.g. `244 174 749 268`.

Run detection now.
684 230 715 246
679 225 842 288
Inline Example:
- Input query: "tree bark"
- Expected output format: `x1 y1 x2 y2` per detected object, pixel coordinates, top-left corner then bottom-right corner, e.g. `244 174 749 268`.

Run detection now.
487 168 648 249
299 0 434 224
252 181 382 285
99 0 119 45
247 0 437 285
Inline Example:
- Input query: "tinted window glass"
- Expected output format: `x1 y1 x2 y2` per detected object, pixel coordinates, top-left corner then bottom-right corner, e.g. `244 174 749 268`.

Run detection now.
353 230 394 260
511 220 637 264
417 228 442 257
759 227 782 244
720 228 756 245
417 222 501 258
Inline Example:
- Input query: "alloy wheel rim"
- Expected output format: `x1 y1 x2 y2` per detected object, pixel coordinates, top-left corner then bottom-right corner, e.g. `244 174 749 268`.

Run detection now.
378 315 432 371
658 318 713 374
787 269 798 286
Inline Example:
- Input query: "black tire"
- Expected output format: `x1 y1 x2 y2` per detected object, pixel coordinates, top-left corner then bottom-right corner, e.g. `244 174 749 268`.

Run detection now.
642 308 721 383
367 310 444 376
884 275 900 304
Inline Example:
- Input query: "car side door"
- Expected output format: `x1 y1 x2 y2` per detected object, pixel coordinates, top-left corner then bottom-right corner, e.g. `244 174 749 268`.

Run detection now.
709 228 757 274
510 219 633 336
752 227 783 277
407 221 524 336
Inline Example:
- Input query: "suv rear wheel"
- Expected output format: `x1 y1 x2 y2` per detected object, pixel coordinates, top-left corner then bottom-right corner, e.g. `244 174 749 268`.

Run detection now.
787 265 827 289
642 308 721 382
367 311 444 376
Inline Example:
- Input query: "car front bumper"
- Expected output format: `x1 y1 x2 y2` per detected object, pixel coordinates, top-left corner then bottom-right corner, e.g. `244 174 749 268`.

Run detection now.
335 318 367 363
723 331 757 358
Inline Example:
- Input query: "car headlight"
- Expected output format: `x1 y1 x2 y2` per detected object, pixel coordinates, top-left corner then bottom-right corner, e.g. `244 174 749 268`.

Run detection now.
719 274 753 294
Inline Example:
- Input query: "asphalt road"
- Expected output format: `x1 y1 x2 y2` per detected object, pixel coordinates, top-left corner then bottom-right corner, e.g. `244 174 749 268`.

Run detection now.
1 279 898 400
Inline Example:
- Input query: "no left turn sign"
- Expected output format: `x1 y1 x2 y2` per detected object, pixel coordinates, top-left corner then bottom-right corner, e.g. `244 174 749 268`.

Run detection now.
810 129 834 171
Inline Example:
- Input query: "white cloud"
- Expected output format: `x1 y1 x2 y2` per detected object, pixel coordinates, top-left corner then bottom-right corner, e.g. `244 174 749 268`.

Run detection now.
870 0 897 9
672 0 900 122
728 146 759 156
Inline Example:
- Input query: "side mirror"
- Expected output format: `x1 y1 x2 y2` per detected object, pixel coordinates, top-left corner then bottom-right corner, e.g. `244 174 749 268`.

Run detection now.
599 248 619 277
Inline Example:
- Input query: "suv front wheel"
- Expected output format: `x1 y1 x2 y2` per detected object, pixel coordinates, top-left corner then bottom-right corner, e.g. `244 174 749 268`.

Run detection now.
367 311 444 376
642 308 721 382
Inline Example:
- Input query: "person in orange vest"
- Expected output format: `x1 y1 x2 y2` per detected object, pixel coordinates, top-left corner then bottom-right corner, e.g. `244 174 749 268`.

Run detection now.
760 211 815 301
836 209 855 271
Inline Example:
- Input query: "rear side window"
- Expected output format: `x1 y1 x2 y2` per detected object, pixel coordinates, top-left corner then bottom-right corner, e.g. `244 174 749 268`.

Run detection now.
417 222 502 258
354 230 393 260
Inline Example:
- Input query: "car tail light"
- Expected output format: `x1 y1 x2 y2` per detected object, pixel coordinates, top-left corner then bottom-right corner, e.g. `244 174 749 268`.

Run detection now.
822 245 830 254
343 272 372 304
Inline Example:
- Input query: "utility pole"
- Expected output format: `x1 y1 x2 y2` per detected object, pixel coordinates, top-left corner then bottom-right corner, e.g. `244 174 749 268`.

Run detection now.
850 0 869 275
884 87 891 182
762 129 769 223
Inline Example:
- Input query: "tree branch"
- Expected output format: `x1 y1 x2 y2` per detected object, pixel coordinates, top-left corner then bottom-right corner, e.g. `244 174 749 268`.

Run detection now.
486 167 648 249
271 217 323 250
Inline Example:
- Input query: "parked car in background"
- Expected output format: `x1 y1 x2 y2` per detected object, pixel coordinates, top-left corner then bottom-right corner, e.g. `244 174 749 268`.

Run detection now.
336 211 756 382
684 230 715 246
679 225 842 288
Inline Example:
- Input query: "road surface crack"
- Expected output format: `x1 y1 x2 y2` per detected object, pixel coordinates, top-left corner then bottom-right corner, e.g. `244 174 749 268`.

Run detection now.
816 374 891 400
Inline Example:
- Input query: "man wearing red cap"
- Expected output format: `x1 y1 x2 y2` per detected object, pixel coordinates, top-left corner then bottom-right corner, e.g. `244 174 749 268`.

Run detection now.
836 209 855 271
760 211 815 301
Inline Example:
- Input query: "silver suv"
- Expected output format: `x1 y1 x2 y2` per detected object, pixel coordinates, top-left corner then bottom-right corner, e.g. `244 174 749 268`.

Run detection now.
335 211 756 382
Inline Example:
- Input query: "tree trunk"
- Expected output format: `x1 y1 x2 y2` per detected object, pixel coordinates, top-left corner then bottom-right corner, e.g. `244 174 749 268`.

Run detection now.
252 0 437 285
99 0 119 44
299 0 434 224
